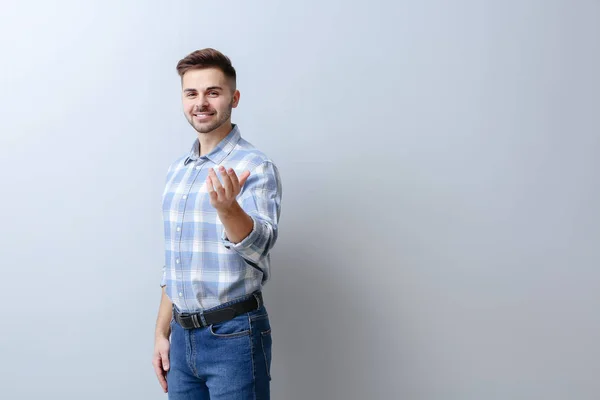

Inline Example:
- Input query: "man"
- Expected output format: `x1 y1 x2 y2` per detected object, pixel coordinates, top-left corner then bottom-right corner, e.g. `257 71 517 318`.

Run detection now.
152 48 282 400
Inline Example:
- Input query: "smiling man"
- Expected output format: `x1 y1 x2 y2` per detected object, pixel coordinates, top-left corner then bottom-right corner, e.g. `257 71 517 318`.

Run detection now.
152 48 282 400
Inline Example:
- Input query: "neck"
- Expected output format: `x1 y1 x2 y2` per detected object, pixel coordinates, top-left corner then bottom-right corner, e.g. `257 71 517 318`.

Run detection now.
198 122 233 157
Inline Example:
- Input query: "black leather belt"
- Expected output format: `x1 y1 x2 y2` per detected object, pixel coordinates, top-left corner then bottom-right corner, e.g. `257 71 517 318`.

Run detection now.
173 292 262 330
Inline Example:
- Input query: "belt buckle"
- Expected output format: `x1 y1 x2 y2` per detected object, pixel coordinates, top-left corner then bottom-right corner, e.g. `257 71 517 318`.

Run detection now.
176 309 203 330
191 313 202 329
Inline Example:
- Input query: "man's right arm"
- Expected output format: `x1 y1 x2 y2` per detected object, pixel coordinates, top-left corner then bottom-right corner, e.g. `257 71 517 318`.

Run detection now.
155 286 173 339
153 287 172 393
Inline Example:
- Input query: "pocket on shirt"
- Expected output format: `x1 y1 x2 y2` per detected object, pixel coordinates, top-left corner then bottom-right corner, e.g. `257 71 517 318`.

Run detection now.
209 314 251 338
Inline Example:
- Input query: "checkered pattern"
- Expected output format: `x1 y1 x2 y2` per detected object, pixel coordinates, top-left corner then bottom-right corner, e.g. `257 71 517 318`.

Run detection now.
161 125 282 312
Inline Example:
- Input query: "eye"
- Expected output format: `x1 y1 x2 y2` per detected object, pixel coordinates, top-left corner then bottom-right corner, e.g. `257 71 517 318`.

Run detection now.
208 91 219 97
186 93 196 98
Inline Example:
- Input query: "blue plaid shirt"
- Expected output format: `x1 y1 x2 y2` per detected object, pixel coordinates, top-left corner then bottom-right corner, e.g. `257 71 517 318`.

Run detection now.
161 125 282 312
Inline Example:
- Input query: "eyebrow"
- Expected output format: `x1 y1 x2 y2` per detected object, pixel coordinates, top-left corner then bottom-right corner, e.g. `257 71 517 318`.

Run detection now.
183 86 223 93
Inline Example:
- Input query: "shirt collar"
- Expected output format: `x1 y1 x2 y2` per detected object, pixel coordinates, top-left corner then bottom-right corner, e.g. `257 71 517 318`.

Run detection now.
184 124 242 166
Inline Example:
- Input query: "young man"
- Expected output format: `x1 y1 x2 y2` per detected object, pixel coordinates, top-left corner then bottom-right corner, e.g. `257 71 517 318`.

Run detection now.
152 48 282 399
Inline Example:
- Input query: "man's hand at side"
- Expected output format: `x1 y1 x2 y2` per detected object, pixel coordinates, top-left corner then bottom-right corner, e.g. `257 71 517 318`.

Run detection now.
153 287 173 393
153 334 170 393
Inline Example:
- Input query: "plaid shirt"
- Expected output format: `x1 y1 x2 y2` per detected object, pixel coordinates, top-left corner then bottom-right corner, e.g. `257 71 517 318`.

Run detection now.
161 125 282 312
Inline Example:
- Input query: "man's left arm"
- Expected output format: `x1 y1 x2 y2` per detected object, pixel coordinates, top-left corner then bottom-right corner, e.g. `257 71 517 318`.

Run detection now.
206 161 282 264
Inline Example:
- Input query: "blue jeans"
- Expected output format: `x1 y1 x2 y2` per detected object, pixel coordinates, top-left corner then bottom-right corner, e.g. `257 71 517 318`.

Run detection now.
167 298 272 399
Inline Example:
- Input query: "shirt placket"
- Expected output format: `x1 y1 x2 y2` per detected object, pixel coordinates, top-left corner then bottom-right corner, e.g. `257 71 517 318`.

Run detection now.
176 158 207 310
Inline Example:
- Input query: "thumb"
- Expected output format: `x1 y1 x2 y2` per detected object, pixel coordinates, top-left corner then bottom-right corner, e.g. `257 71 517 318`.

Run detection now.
239 170 251 187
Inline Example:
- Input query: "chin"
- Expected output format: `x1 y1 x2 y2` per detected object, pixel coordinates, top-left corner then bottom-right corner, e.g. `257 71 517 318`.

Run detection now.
194 123 217 134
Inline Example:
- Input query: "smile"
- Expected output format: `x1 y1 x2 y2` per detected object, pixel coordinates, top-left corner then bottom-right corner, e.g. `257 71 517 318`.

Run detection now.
193 113 215 121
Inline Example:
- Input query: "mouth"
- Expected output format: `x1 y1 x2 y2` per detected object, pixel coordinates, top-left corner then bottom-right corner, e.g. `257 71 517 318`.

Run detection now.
193 112 215 121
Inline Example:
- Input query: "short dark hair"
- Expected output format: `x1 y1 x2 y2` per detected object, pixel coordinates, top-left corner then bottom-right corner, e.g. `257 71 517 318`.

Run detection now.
176 48 236 88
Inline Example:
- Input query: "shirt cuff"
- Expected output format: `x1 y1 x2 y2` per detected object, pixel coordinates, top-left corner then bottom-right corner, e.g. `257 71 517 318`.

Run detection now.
221 215 261 250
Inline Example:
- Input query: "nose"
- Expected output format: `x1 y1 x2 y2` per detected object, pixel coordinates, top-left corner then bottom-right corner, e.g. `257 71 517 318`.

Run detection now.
194 96 209 111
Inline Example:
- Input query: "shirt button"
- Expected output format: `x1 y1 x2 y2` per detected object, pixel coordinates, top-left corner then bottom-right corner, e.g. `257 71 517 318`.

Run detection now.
182 195 187 199
176 227 181 232
176 259 180 263
179 292 183 297
196 166 201 170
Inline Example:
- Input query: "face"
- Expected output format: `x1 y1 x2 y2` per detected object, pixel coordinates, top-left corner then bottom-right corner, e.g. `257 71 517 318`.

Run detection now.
181 68 240 134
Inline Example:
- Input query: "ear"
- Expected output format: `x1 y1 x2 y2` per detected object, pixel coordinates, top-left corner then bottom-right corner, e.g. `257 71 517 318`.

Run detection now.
232 90 241 108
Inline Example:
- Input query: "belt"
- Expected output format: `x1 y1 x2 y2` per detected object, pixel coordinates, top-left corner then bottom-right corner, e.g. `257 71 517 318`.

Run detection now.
173 292 263 330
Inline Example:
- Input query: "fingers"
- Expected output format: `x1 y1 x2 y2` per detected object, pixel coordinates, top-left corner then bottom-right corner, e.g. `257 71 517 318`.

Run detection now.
207 169 224 195
161 349 170 372
152 357 168 393
219 166 234 197
206 174 219 201
206 167 251 204
238 170 251 187
226 168 240 193
223 168 250 191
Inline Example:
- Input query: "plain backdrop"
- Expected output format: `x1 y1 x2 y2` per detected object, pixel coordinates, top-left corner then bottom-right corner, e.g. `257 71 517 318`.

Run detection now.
1 1 599 399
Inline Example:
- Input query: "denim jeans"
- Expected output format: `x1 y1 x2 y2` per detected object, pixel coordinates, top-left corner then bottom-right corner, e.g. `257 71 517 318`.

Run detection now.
167 298 272 399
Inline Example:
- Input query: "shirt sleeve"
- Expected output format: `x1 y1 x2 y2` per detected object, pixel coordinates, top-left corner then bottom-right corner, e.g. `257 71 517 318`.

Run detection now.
221 161 282 265
160 265 167 287
160 163 173 288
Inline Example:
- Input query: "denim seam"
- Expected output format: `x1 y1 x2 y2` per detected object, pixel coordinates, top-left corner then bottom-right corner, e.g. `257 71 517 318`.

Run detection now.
189 330 200 378
249 314 257 400
185 329 194 379
261 329 272 379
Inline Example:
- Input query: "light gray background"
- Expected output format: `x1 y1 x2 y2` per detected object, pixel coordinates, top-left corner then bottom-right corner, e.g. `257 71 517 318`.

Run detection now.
1 1 599 399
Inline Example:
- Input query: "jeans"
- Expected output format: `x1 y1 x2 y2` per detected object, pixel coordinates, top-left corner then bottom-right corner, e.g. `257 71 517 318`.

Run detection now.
167 298 272 399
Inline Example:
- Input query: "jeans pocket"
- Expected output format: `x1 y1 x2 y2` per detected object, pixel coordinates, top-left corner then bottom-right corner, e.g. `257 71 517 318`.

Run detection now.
209 315 251 338
260 329 272 379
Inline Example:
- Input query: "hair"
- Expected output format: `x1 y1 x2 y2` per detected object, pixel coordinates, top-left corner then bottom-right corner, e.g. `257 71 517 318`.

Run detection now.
176 48 236 89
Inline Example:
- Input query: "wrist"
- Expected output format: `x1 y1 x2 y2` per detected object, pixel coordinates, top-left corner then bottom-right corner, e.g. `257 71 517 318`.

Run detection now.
155 321 171 340
218 201 242 219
